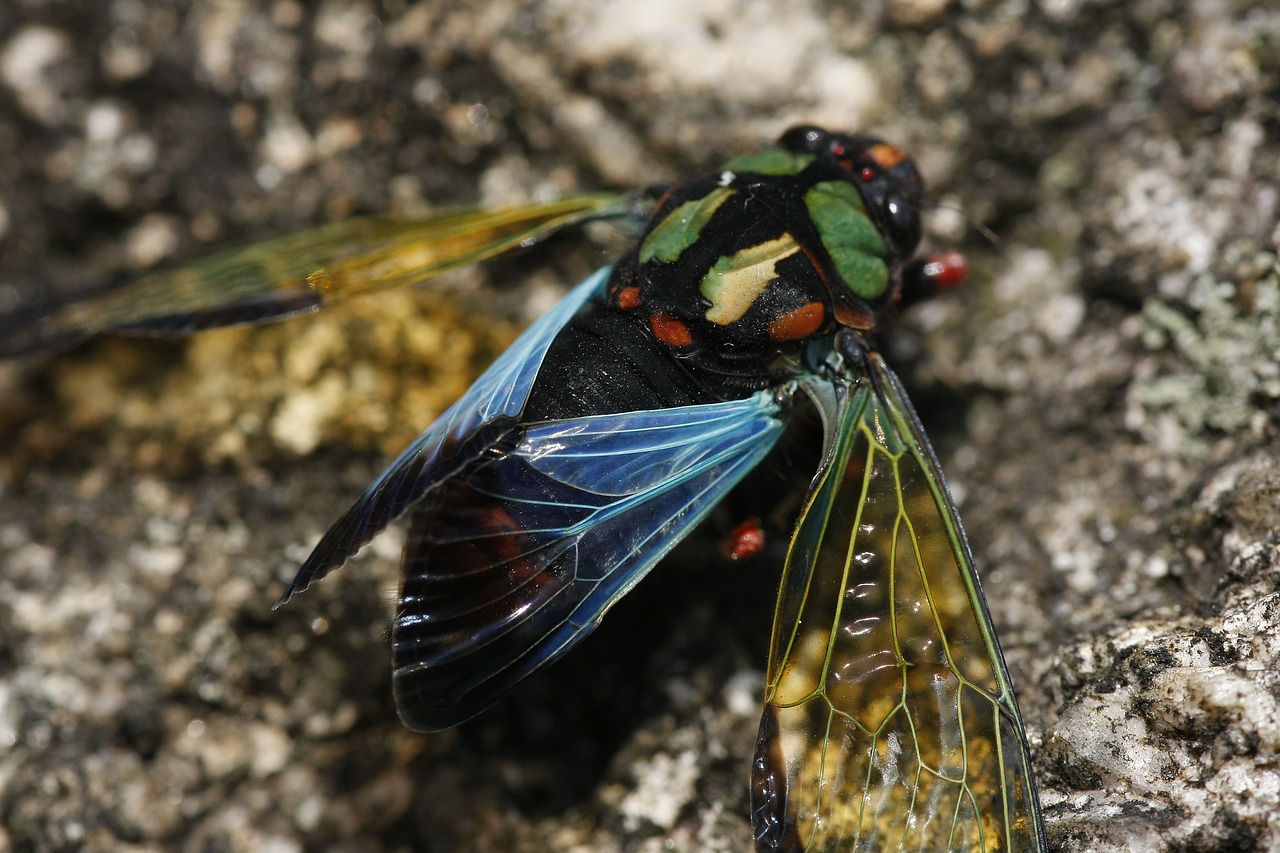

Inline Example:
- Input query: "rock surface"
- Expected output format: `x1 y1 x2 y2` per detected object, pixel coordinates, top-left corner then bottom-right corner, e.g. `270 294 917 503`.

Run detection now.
1 1 1278 850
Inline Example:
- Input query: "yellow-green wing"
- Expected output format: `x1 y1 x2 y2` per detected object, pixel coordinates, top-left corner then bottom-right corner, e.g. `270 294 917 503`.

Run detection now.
752 352 1045 853
5 193 639 356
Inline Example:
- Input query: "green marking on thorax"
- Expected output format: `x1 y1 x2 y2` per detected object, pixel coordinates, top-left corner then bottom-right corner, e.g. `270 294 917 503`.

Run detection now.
700 234 801 326
721 148 816 176
806 181 889 300
639 186 736 264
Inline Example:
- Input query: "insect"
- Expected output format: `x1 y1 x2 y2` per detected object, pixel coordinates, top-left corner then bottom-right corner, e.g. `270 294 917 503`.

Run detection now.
9 127 1046 851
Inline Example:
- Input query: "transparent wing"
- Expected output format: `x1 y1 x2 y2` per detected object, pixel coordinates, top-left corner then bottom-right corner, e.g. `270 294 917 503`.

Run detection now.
275 266 613 604
270 261 786 731
390 390 785 730
2 193 639 356
752 352 1045 852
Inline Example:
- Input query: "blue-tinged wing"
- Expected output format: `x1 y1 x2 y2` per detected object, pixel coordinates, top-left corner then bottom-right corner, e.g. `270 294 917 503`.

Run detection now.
752 349 1045 852
275 261 786 730
393 391 784 730
275 266 612 605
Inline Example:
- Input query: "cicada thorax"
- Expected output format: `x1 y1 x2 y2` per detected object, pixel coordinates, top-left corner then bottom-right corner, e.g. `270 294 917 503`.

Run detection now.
608 174 844 364
520 129 930 421
605 128 926 400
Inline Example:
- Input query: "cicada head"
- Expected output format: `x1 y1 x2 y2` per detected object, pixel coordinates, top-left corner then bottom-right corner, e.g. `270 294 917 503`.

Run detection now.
777 125 926 263
772 125 930 331
609 126 936 392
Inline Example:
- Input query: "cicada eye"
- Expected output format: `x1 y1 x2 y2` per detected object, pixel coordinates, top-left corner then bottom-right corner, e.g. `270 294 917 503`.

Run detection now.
779 125 828 154
884 192 921 252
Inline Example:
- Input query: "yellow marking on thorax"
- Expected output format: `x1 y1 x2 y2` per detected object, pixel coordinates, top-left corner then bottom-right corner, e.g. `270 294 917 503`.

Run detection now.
700 234 800 326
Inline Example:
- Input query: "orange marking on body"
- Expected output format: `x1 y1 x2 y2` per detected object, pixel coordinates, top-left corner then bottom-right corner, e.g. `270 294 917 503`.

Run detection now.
650 314 694 348
615 285 642 310
833 302 875 331
866 143 907 169
768 303 826 341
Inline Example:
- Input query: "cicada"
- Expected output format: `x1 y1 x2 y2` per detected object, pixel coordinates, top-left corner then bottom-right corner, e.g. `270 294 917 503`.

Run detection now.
9 126 1047 851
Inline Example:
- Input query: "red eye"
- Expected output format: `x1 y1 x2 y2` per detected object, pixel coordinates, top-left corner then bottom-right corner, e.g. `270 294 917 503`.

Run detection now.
830 143 846 157
859 166 876 182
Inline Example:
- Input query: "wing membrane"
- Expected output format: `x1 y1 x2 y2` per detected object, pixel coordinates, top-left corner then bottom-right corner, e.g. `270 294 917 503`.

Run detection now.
392 391 784 730
275 266 614 604
752 352 1044 852
271 262 787 731
3 193 639 356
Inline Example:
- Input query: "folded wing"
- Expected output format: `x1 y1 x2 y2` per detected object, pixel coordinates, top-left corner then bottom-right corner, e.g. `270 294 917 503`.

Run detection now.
753 353 1044 852
2 194 637 356
392 389 785 729
276 266 614 603
275 263 787 729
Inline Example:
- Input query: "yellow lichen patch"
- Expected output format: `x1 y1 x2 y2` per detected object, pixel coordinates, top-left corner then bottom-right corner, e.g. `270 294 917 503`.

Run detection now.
26 286 517 469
